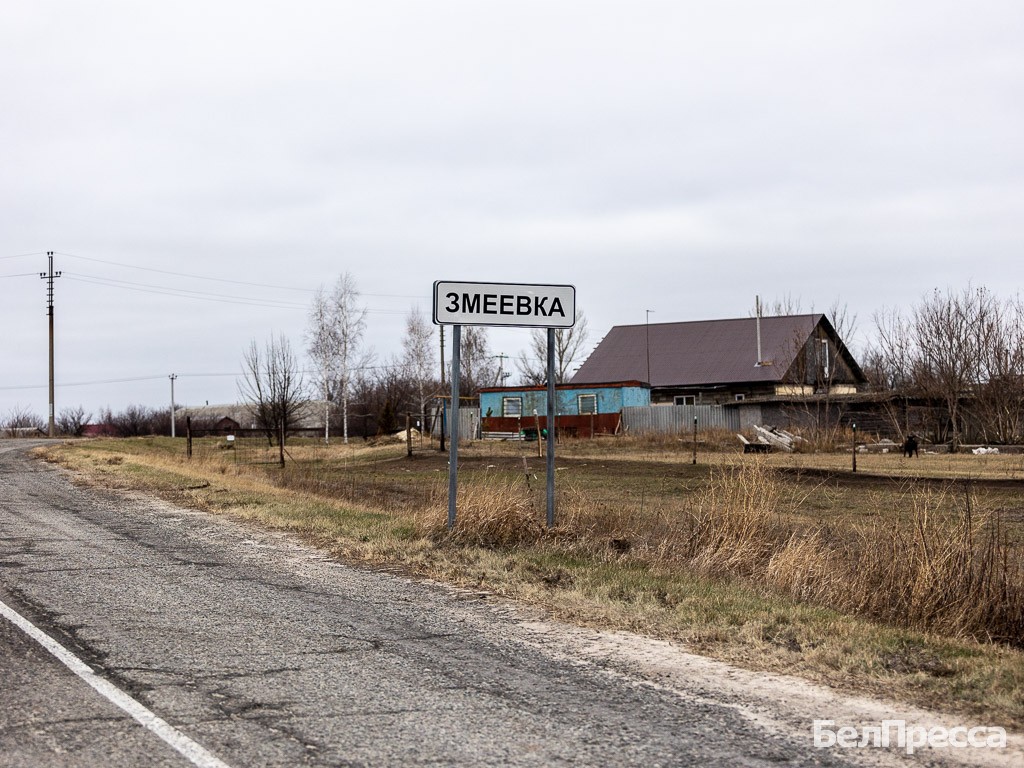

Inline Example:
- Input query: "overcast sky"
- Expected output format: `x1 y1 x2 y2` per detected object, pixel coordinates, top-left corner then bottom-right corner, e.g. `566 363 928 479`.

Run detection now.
2 1 1022 420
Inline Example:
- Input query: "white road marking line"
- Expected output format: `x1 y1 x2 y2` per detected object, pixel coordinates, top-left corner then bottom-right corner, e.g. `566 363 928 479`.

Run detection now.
0 597 233 768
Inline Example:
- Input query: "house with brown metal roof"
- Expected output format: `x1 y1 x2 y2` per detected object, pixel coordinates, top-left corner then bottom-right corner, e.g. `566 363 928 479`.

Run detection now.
571 314 866 405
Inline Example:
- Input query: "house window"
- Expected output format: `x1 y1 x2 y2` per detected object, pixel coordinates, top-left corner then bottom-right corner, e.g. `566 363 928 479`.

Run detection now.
674 395 695 406
578 394 597 414
734 393 746 401
502 397 523 417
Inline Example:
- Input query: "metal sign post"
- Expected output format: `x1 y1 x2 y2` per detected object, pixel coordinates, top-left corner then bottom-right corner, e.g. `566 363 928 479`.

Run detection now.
448 325 461 530
434 281 576 531
546 327 556 528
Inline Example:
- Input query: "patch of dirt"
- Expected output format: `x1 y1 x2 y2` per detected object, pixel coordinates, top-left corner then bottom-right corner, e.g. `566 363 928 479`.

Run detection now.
779 466 1024 492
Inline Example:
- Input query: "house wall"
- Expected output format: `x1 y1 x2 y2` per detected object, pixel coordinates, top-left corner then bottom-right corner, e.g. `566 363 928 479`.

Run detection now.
482 413 622 438
480 384 649 417
792 332 861 390
651 384 776 406
775 384 813 397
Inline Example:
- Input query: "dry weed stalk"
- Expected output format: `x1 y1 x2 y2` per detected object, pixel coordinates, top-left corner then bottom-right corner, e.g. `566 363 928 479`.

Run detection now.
418 474 545 548
685 461 792 577
837 486 1024 643
700 472 1024 646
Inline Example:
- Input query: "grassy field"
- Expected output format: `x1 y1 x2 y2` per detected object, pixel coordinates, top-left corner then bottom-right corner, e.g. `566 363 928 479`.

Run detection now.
39 433 1024 729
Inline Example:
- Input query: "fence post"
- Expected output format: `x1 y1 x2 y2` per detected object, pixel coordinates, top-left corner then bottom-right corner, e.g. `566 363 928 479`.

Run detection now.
852 423 858 473
439 399 446 452
186 416 193 460
692 416 698 465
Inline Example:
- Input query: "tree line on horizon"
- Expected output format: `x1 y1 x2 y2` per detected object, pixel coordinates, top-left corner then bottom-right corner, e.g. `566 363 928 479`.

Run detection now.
6 282 1024 447
240 271 591 445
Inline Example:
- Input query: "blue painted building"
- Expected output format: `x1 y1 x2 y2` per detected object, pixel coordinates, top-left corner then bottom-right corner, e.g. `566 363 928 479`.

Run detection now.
479 381 650 437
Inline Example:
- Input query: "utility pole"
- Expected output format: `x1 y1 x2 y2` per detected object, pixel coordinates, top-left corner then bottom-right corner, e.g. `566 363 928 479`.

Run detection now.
439 325 446 389
439 325 447 452
645 309 653 385
493 353 509 385
40 252 61 437
169 374 178 437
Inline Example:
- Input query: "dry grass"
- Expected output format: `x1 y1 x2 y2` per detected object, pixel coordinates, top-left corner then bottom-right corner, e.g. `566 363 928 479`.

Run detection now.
38 437 1024 728
409 458 1024 646
684 464 1023 644
419 474 546 548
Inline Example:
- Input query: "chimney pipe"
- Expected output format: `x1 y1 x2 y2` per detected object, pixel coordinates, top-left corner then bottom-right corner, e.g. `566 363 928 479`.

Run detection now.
755 296 763 367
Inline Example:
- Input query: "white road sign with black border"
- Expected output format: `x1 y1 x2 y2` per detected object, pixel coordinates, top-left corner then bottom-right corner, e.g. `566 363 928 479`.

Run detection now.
433 281 576 328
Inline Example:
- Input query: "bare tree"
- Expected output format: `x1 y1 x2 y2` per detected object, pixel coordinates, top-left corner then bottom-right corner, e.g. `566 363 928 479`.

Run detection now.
400 306 437 424
239 335 306 463
307 286 340 443
306 273 371 444
864 286 1024 447
754 293 805 317
515 309 590 385
459 326 498 396
57 405 91 437
333 273 369 445
863 306 918 437
912 286 992 450
973 294 1024 443
3 405 45 437
87 404 166 437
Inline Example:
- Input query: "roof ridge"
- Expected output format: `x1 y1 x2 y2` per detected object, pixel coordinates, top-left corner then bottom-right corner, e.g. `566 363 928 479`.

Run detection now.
614 313 822 330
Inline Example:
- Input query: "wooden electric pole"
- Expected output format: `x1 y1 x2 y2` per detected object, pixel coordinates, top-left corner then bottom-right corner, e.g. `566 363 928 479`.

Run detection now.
439 325 446 389
40 252 61 437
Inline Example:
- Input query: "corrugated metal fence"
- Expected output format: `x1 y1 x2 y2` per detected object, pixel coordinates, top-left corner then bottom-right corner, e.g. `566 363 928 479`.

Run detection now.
622 405 739 434
438 406 738 439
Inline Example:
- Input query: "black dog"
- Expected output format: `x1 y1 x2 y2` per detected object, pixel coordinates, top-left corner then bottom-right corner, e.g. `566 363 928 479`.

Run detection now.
903 434 919 458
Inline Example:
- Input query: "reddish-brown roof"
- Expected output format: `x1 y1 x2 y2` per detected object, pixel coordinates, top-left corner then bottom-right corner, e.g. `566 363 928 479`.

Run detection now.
571 314 827 387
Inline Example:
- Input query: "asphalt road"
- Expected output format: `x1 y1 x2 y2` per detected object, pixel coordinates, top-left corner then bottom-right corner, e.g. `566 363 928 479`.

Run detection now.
0 440 852 767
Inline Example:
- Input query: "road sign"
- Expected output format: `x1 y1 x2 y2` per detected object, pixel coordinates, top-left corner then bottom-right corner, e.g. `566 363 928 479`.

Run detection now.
436 281 575 533
433 281 576 328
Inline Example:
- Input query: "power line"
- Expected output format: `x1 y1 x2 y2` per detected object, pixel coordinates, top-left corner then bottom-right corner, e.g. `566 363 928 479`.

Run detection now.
11 249 429 307
56 251 428 300
0 360 444 393
57 251 317 293
176 372 240 378
0 377 162 391
0 273 38 278
64 272 309 309
0 252 45 261
63 275 308 310
0 373 228 391
64 273 412 314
